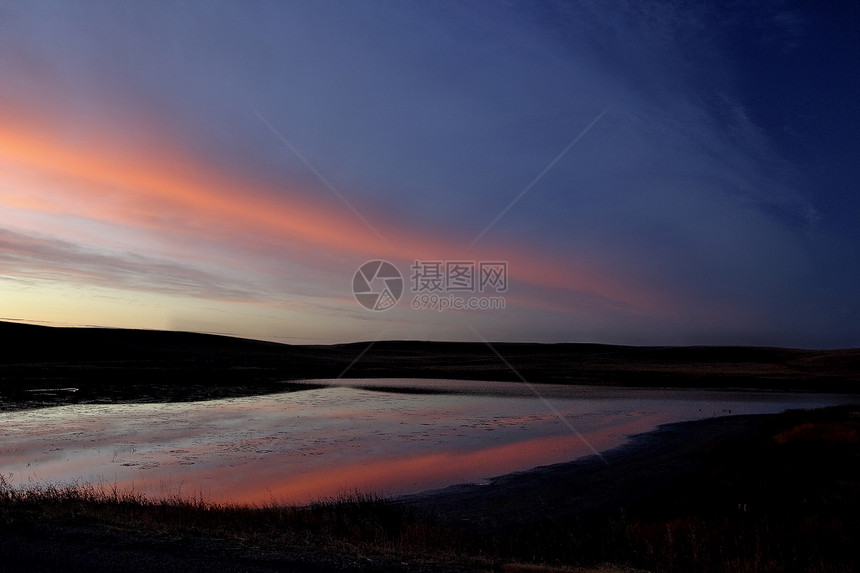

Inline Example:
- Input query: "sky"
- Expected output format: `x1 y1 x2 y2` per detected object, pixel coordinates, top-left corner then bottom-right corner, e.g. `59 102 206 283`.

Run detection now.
1 1 858 348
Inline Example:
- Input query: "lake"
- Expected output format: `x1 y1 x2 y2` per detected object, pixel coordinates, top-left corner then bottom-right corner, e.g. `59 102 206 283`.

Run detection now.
0 379 855 505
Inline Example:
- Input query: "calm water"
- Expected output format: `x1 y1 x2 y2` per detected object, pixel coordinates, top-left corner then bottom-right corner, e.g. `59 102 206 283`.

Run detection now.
0 379 855 504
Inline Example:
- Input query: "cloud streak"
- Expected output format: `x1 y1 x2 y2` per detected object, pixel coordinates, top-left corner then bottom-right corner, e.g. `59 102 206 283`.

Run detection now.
0 106 671 328
0 1 857 346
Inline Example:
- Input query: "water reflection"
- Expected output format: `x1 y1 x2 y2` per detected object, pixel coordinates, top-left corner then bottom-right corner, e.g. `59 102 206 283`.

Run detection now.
0 379 853 504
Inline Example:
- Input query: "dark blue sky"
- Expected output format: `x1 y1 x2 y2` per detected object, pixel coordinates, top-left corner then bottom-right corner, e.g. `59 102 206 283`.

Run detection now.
1 1 858 347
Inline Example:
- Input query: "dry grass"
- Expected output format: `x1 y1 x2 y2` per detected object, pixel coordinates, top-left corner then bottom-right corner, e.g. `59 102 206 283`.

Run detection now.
0 477 469 566
773 420 860 445
5 475 853 573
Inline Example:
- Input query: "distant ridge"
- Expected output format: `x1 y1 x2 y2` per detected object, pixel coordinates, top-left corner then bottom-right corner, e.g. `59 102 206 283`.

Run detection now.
1 321 858 410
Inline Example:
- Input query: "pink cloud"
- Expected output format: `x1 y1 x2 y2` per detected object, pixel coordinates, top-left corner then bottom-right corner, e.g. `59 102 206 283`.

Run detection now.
0 106 681 325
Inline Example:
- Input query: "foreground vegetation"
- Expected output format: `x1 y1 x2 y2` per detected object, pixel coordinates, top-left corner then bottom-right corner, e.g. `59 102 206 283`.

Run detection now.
2 406 858 572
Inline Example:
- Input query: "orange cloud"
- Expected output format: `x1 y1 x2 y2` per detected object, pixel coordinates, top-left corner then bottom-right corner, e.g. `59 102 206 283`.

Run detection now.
0 120 380 252
0 107 667 318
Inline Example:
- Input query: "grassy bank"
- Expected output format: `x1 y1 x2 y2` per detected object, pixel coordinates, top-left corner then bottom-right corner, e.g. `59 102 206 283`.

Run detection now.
2 406 858 571
0 481 478 571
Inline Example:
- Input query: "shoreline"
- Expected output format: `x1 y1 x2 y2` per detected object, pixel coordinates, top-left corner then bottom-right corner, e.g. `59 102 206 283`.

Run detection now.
2 404 857 571
402 404 859 527
3 383 855 507
4 322 858 412
3 376 855 414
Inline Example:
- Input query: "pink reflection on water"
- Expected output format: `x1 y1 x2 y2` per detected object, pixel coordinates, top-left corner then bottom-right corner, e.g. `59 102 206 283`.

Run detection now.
229 420 666 505
1 381 852 505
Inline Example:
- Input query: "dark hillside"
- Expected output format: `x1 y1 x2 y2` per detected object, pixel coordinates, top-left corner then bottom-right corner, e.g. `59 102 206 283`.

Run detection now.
1 321 857 410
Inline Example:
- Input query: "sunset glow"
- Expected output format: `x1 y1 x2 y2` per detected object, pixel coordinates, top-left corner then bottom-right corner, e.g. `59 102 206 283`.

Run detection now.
1 2 858 347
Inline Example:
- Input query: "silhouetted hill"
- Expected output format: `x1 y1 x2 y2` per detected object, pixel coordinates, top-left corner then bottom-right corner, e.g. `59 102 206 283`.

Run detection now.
1 321 291 362
1 321 858 410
